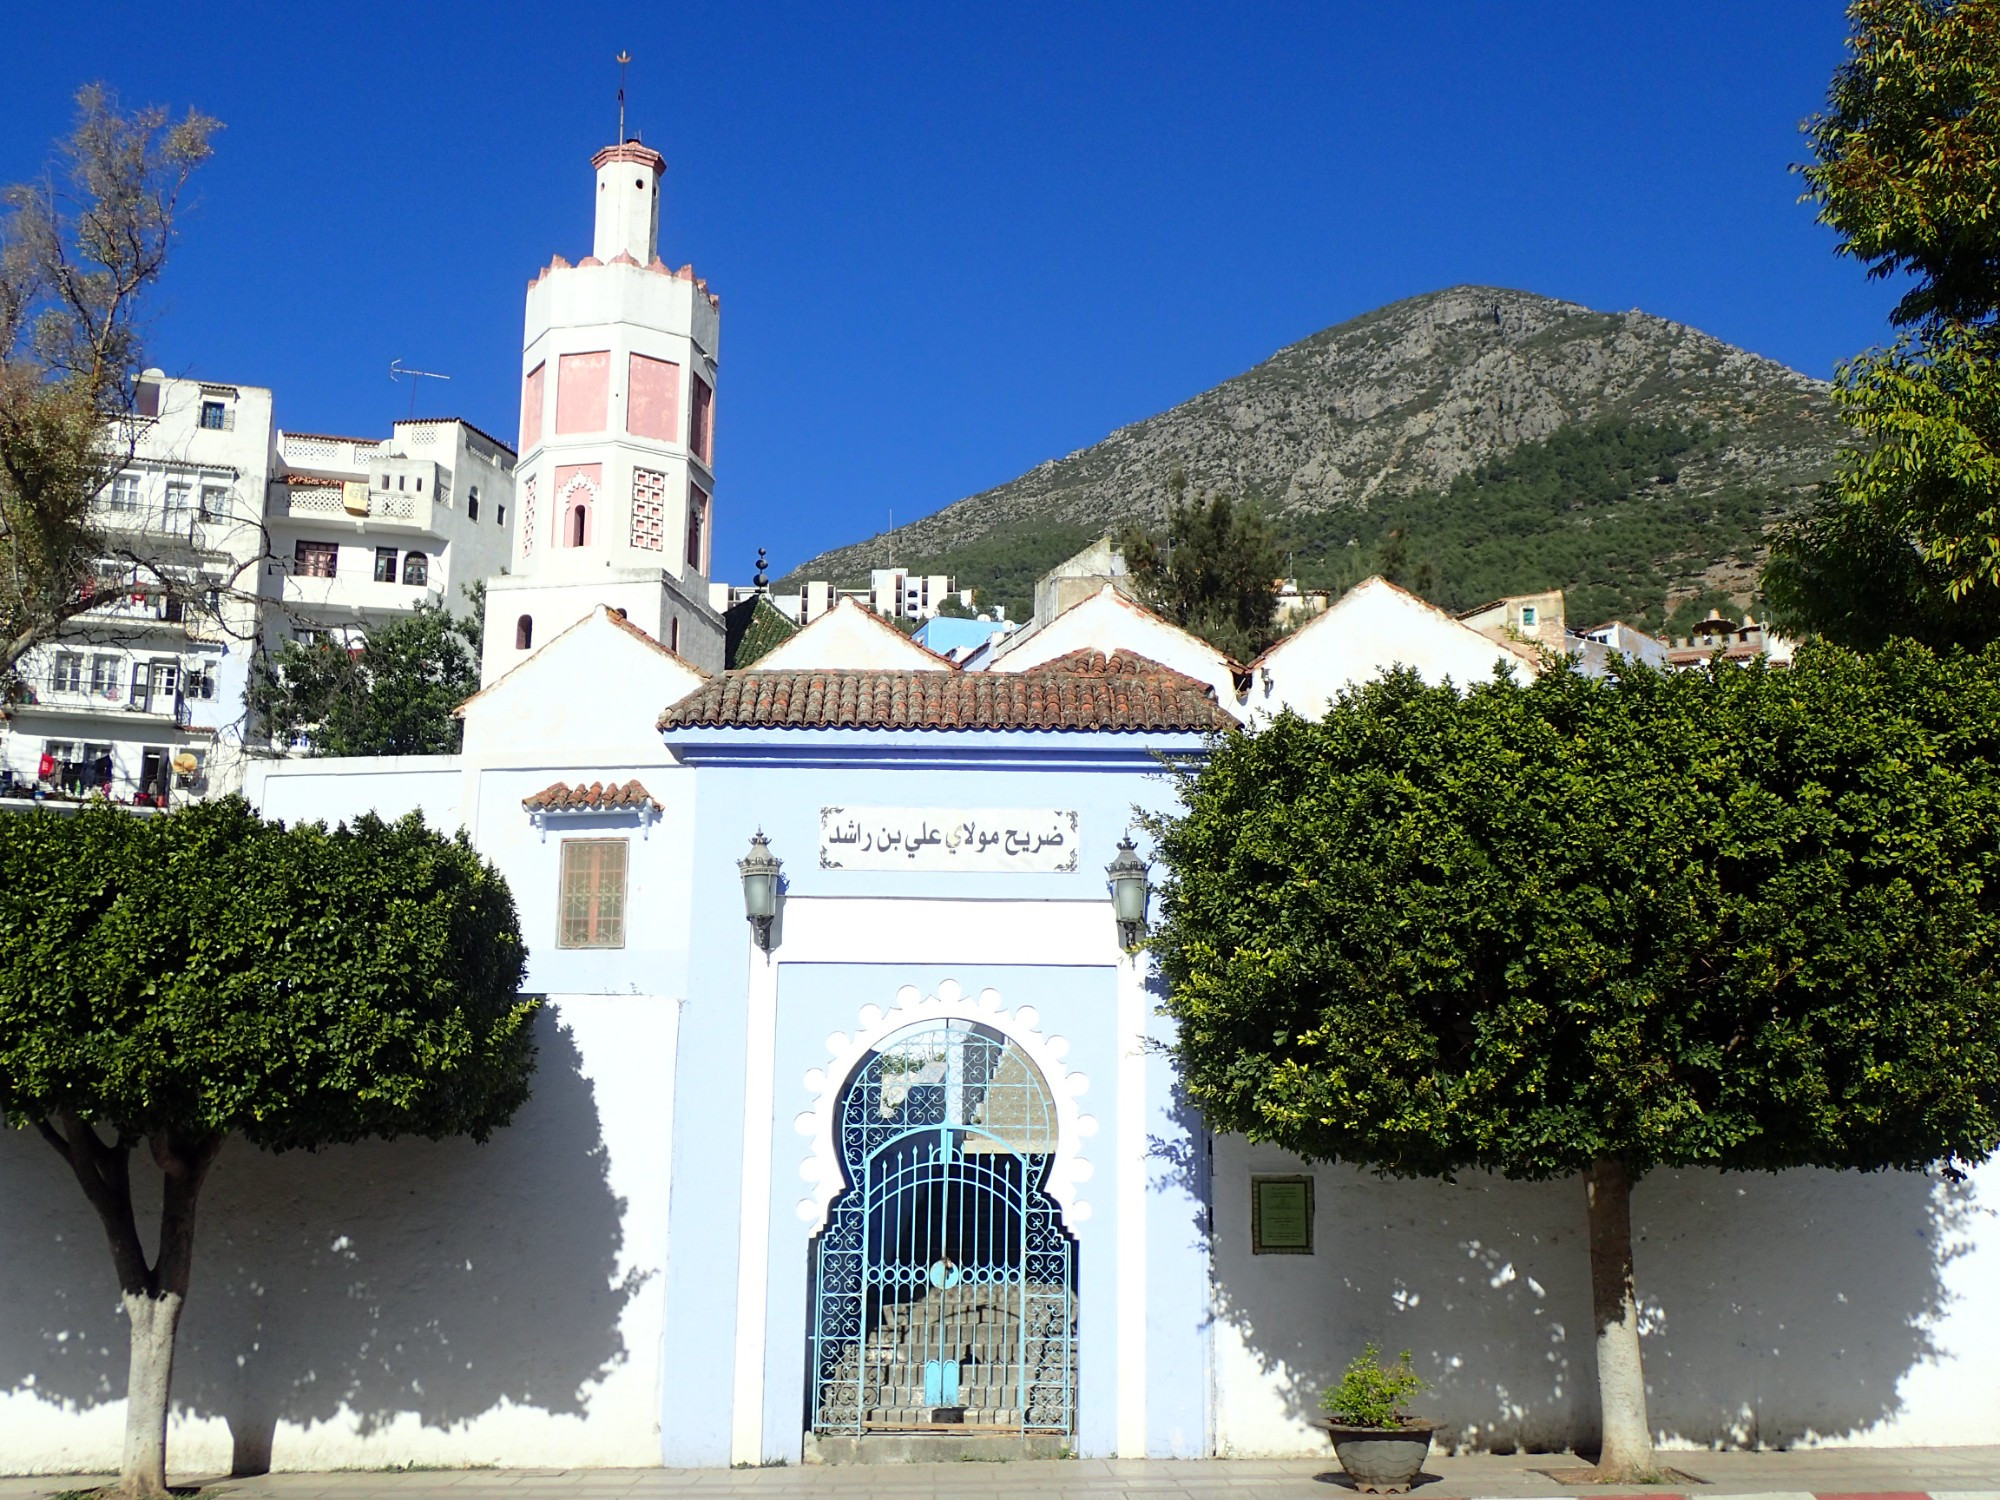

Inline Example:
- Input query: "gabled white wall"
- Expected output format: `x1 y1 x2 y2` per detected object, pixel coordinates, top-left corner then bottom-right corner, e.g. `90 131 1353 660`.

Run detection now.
461 605 705 761
985 586 1245 723
747 597 951 672
1250 576 1538 723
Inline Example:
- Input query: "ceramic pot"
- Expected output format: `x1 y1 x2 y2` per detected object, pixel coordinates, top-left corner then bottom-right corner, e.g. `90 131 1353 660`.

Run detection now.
1312 1418 1436 1494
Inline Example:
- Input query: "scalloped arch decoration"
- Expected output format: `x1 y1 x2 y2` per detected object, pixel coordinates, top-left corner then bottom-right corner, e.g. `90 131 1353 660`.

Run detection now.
793 979 1097 1235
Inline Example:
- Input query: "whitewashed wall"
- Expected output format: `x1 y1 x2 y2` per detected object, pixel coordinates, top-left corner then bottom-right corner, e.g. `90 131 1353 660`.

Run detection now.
985 586 1246 722
749 598 949 671
0 996 678 1475
1210 1137 2000 1454
1249 576 1536 723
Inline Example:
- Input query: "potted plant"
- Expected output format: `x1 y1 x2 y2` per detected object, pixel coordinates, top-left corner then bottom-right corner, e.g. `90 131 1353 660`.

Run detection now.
1314 1342 1435 1494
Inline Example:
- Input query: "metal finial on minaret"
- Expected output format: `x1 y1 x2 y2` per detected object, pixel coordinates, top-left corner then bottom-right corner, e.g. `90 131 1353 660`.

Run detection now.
617 50 631 141
754 548 769 591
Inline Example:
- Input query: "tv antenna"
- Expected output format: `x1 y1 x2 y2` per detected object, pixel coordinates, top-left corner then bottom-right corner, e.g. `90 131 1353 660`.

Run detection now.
389 360 452 419
617 50 632 141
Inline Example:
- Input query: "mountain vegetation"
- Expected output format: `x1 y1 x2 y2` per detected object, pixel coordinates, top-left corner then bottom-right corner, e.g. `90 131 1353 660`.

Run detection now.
1116 480 1287 660
782 287 1843 628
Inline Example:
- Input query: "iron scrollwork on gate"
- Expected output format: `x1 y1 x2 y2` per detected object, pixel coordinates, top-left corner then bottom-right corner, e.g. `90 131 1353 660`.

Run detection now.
809 1019 1077 1436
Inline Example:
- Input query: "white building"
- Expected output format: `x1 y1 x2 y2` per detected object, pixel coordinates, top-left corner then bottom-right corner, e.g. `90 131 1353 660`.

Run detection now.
867 567 964 621
262 418 517 647
747 572 981 629
480 140 727 685
1 373 275 801
0 380 523 797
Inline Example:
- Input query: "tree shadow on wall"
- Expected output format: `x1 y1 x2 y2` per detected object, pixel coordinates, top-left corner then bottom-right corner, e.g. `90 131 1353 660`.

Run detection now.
1202 1163 1975 1453
0 1012 644 1472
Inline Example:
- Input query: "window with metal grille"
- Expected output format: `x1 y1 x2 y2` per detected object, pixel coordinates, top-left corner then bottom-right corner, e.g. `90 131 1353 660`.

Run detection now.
294 541 339 578
559 839 627 948
691 374 714 462
686 485 708 572
199 400 229 430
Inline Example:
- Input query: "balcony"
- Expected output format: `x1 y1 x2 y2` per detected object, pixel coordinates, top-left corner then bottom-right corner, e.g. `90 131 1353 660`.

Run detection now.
270 481 436 533
15 679 196 728
95 499 235 547
280 433 386 473
278 571 445 617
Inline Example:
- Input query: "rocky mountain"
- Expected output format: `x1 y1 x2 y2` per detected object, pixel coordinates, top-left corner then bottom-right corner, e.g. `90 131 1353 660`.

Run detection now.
780 286 1847 630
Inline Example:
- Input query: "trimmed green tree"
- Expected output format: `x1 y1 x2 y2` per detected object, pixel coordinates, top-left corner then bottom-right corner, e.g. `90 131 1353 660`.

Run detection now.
1148 649 2000 1475
0 799 536 1498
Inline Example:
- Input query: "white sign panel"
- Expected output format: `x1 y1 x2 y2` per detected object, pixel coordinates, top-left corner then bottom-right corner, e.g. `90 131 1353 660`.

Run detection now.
820 806 1079 872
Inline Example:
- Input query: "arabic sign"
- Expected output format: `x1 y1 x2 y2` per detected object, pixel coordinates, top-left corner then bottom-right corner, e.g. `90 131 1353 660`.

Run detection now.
820 807 1080 872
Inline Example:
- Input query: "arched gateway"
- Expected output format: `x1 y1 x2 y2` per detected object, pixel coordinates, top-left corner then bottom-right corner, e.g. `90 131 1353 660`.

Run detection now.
808 1019 1078 1437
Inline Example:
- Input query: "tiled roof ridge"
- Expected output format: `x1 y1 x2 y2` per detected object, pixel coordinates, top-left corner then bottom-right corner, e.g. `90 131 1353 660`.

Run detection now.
659 650 1236 733
521 778 662 812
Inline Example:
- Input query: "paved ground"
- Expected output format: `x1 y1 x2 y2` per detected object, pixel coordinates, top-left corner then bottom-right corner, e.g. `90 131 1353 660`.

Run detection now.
6 1448 2000 1500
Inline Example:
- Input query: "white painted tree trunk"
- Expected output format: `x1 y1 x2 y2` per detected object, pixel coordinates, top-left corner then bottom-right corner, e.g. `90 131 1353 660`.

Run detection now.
37 1115 219 1500
120 1290 185 1499
1586 1157 1654 1477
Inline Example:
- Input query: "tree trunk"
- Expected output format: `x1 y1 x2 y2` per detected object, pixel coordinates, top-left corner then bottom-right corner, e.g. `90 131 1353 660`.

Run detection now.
36 1114 220 1500
119 1288 185 1498
1585 1157 1654 1478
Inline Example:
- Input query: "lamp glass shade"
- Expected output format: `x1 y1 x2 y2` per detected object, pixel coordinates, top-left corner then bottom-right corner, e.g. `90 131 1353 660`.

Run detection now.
1106 837 1152 926
1111 873 1149 925
739 834 782 922
743 870 778 920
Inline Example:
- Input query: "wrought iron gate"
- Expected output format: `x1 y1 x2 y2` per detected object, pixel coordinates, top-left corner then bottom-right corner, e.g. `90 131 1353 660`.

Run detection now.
809 1020 1077 1436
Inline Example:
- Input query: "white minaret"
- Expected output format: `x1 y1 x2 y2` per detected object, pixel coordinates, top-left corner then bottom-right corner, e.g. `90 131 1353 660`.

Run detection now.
593 143 662 264
480 137 726 682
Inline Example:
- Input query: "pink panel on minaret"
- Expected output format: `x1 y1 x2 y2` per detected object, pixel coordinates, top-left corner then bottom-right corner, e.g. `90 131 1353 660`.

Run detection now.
628 353 681 443
555 350 610 434
521 364 545 452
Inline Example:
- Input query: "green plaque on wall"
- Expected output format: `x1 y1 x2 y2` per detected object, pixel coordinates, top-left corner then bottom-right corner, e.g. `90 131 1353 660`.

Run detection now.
1251 1175 1314 1254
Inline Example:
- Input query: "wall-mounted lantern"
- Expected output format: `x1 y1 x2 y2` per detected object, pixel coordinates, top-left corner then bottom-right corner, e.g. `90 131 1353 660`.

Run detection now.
739 830 783 951
1106 836 1152 949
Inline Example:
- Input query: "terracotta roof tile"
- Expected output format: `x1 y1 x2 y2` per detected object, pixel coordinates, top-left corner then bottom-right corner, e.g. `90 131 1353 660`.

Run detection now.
521 779 662 812
658 649 1236 732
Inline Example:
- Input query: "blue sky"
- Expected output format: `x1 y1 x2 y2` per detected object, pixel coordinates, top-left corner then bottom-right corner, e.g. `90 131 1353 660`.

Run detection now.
1 3 1893 577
